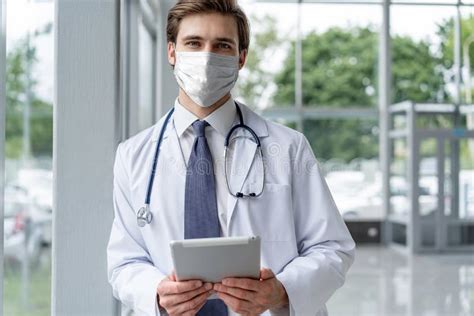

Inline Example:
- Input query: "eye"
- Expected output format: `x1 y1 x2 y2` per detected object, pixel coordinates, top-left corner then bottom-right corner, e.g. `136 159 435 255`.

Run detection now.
218 43 232 50
185 41 200 48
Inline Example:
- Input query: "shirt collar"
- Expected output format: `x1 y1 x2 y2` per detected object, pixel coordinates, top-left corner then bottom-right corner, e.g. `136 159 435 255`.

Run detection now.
173 97 237 138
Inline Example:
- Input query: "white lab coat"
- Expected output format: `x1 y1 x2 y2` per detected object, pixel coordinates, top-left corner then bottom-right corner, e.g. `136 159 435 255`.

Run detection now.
107 101 355 316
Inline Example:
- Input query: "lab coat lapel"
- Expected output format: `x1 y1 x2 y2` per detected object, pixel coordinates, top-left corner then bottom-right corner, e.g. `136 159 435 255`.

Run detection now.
155 118 187 181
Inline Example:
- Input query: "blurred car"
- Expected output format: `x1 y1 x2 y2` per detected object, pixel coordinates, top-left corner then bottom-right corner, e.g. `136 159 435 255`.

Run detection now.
17 168 53 213
4 185 51 263
326 171 437 220
9 168 53 244
459 170 474 218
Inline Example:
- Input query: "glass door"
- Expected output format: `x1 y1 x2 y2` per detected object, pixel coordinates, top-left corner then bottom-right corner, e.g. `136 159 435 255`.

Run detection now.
417 135 474 251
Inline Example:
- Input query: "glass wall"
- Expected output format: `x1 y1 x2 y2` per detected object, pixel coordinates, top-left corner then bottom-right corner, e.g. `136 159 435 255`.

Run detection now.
4 0 53 315
390 6 456 104
239 0 474 225
239 1 382 221
138 20 156 131
237 2 297 109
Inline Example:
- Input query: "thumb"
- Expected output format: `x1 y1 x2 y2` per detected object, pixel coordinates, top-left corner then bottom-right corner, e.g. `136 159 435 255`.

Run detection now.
260 268 275 280
169 270 177 282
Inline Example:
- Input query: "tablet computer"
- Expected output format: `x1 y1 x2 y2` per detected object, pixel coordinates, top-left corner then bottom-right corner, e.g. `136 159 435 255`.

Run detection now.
170 236 260 283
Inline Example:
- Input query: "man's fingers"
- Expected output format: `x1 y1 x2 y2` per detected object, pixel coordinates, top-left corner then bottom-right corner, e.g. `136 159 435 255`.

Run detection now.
166 279 203 295
170 290 211 314
170 271 177 282
189 298 208 315
260 268 275 280
214 284 254 301
217 292 253 314
221 277 259 291
167 283 213 305
181 298 208 316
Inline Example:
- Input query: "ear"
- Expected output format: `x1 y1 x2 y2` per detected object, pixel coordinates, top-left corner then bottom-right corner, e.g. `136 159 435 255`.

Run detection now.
168 42 176 66
238 49 247 70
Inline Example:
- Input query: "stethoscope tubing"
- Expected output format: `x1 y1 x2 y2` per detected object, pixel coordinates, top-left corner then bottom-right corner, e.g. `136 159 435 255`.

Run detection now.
138 101 263 226
145 107 175 206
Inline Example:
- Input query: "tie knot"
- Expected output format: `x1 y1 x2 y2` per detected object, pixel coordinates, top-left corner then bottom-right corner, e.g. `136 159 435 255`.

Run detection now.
192 120 209 137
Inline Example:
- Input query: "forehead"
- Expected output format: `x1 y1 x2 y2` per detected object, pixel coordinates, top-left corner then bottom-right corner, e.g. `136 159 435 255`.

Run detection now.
177 12 239 41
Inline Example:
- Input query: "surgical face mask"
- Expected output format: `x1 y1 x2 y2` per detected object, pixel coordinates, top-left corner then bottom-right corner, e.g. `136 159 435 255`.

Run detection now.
173 50 240 108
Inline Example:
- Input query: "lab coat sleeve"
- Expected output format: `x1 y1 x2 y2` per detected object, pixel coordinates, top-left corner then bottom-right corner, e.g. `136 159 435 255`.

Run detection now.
107 143 167 316
275 133 356 316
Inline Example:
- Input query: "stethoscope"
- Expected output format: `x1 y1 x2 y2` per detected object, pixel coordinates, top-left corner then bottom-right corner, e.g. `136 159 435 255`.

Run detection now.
137 101 265 227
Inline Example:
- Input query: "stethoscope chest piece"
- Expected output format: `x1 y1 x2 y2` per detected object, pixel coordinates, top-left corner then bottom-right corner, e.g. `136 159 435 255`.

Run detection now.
137 205 153 227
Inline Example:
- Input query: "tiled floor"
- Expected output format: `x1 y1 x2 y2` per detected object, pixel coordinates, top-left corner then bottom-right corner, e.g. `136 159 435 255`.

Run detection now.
326 246 474 316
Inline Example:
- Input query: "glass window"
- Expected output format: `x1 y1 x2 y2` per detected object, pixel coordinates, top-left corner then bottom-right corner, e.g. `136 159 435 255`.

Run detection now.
240 2 382 221
297 4 381 221
138 20 155 131
237 2 298 109
4 0 53 315
298 4 381 108
389 138 409 220
304 118 380 220
459 138 474 219
391 5 456 104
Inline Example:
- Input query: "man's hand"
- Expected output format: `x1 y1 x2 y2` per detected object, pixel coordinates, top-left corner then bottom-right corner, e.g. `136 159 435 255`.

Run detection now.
213 268 289 315
157 272 213 316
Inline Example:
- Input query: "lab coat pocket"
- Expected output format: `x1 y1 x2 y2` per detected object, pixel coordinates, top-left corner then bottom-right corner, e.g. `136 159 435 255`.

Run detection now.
241 183 297 272
242 183 295 242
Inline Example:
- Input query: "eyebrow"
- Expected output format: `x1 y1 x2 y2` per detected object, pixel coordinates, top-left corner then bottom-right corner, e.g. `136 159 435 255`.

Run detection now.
181 35 236 45
215 37 236 45
181 35 204 42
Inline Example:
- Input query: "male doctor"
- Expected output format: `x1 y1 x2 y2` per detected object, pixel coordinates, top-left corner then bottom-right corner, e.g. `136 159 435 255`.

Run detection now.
107 0 355 315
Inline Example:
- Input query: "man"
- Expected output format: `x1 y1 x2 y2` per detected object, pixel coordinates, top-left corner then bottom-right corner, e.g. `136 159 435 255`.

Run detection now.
107 1 355 315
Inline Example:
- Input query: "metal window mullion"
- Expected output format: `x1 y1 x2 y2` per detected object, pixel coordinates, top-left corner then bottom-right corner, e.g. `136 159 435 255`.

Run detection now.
259 0 474 6
295 0 303 132
380 0 392 246
151 35 158 122
451 4 462 222
0 0 6 314
436 136 446 251
407 103 420 253
155 0 177 117
128 0 139 136
120 0 131 141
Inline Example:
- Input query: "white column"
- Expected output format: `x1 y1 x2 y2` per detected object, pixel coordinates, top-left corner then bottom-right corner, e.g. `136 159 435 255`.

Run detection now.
0 1 6 314
53 1 119 315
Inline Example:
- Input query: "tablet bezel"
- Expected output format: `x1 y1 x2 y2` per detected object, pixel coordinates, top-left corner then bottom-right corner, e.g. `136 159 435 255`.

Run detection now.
170 236 261 283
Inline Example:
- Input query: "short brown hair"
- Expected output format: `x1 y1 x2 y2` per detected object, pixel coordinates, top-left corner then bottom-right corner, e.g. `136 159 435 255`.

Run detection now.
167 0 250 52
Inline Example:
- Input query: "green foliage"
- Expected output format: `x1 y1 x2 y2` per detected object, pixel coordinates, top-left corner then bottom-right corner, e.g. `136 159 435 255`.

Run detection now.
236 15 285 107
437 16 474 71
438 15 474 105
303 119 379 161
276 27 379 108
240 18 450 162
391 35 446 103
6 27 53 159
